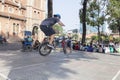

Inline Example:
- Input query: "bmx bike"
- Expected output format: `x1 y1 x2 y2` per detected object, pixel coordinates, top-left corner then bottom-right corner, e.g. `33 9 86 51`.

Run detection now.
38 37 72 56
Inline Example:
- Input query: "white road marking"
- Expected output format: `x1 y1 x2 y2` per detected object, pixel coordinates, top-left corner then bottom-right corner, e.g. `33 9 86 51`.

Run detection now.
0 72 11 80
112 70 120 80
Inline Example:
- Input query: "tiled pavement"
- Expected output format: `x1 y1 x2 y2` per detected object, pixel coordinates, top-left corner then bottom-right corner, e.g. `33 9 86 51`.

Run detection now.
0 42 120 80
0 50 120 80
0 42 22 51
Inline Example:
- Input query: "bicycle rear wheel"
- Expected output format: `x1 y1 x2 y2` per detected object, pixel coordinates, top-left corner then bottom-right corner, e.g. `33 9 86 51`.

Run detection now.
38 42 52 56
63 43 72 54
63 46 67 54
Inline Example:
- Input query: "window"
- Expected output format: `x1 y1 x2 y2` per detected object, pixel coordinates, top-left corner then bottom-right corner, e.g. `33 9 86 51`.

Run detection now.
1 4 4 11
32 26 38 35
13 23 16 35
8 7 13 13
0 3 2 11
22 10 24 15
4 5 7 7
2 0 5 3
34 11 36 13
18 10 21 15
16 24 19 35
13 23 19 35
13 0 15 3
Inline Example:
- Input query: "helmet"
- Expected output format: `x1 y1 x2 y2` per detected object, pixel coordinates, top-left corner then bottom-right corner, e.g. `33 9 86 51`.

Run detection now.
54 14 61 19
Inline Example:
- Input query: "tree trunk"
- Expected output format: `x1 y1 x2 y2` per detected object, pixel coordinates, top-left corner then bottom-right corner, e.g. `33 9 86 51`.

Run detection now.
117 19 120 37
47 0 53 18
82 0 88 45
97 25 101 44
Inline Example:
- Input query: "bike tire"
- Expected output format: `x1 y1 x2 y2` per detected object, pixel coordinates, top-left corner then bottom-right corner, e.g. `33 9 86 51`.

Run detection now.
63 44 72 54
38 42 52 56
63 45 67 54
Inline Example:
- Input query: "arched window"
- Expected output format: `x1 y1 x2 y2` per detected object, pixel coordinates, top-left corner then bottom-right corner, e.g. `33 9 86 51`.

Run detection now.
13 23 19 35
13 23 16 35
32 26 38 35
16 24 19 35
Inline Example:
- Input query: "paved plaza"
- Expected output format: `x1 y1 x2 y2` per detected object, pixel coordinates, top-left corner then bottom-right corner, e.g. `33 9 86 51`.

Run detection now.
0 47 120 80
0 42 22 51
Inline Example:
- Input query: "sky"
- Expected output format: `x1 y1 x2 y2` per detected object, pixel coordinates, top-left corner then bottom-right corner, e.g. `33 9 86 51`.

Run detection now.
52 0 111 34
53 0 81 31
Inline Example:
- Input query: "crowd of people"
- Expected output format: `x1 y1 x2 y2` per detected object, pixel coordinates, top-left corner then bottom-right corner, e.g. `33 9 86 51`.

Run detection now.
72 40 120 53
53 36 120 53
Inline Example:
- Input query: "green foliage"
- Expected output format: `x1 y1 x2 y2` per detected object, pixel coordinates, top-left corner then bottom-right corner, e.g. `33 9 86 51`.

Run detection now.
108 0 120 18
91 35 98 41
109 20 119 33
114 38 120 42
53 24 63 34
86 0 106 27
72 34 78 40
91 34 116 42
107 0 120 33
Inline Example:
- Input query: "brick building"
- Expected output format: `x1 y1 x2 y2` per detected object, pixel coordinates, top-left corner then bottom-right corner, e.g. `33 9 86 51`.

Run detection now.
0 0 46 42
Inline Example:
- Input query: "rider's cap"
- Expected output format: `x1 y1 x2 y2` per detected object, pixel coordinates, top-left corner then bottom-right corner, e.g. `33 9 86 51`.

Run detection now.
54 14 61 19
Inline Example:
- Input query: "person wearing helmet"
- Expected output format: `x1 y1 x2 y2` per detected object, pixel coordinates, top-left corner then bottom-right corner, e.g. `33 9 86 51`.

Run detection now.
40 14 65 49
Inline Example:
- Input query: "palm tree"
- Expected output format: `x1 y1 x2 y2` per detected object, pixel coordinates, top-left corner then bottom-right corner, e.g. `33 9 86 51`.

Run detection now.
47 0 53 18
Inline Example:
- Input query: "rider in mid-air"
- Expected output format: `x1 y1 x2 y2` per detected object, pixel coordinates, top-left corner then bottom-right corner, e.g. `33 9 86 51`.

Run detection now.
40 14 65 49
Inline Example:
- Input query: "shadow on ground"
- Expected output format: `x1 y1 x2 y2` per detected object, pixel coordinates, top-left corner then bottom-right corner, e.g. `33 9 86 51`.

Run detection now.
0 49 99 80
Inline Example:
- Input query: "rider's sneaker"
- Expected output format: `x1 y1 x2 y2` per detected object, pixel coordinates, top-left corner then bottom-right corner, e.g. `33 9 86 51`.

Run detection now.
47 44 54 49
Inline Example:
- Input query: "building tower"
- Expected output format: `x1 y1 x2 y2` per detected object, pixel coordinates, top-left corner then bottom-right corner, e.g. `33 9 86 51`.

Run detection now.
26 0 46 41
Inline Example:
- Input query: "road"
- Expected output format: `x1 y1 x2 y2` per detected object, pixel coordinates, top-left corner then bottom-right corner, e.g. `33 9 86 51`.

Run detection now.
0 50 120 80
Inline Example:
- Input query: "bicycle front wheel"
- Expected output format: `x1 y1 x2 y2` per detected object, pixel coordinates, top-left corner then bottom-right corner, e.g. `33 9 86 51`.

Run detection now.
38 42 52 56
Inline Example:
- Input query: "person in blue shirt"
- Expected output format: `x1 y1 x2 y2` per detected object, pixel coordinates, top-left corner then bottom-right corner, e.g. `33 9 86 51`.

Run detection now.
40 14 65 48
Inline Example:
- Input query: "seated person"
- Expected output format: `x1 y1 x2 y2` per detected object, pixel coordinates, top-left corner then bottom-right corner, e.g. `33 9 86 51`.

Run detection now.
98 45 103 53
87 45 93 52
74 43 80 50
104 45 110 53
22 36 33 45
25 36 33 42
109 45 114 53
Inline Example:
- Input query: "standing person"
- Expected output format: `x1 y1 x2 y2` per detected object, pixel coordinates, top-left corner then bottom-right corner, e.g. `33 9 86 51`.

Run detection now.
67 37 72 51
40 14 65 48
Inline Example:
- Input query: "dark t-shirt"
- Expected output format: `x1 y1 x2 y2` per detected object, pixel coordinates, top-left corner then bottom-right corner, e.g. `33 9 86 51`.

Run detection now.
40 17 60 27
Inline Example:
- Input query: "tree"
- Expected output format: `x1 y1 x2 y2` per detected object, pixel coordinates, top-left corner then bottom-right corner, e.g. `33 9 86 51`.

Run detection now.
85 0 107 44
47 0 53 18
79 0 88 44
109 20 119 33
107 0 120 36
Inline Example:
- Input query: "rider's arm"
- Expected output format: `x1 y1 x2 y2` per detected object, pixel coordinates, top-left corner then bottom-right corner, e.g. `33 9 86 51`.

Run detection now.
58 21 65 26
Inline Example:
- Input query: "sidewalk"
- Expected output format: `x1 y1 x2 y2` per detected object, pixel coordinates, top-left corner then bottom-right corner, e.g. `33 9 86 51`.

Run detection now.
0 42 22 51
